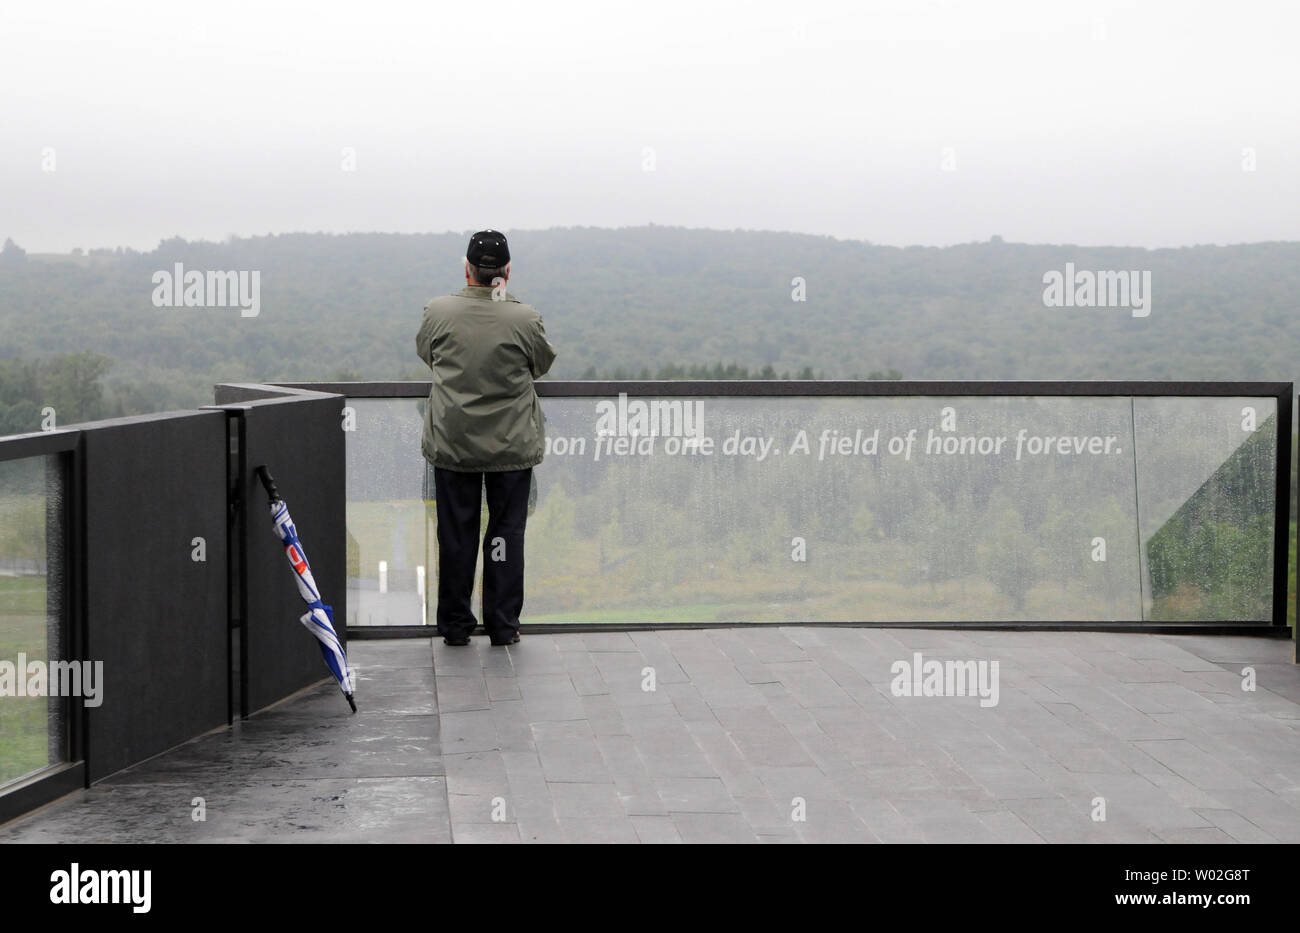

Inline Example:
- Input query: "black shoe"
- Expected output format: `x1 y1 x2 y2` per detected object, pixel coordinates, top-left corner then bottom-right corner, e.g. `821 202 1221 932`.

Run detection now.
489 631 520 646
442 635 471 646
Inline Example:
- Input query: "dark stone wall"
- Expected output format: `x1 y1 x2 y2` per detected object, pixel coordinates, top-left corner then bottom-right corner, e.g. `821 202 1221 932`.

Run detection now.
81 410 229 781
231 393 347 714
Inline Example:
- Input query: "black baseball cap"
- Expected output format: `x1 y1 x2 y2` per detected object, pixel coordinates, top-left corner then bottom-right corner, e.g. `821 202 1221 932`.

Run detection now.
467 230 510 267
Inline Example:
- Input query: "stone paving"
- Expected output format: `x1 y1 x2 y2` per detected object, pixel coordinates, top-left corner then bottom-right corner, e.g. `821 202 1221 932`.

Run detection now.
3 628 1299 843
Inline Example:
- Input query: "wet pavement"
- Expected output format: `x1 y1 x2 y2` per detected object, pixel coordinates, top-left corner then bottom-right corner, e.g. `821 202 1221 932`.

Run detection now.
3 628 1298 843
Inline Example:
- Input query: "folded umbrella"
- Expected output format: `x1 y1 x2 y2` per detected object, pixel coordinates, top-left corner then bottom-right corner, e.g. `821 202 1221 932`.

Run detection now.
256 466 357 712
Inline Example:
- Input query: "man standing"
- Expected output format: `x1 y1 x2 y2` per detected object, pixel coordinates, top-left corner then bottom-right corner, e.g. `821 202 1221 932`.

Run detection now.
416 230 557 646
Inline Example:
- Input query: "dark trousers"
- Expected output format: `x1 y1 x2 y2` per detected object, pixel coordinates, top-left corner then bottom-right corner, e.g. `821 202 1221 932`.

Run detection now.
433 466 531 641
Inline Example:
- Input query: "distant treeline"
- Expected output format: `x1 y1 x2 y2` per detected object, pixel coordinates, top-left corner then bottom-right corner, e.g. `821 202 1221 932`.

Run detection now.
0 352 113 435
0 227 1297 420
0 351 899 436
576 362 904 380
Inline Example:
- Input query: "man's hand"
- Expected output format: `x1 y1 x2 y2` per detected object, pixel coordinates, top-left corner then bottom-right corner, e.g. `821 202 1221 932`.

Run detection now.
529 312 557 378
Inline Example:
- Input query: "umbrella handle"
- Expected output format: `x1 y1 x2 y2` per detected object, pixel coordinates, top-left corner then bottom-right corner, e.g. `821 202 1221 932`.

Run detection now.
255 465 281 502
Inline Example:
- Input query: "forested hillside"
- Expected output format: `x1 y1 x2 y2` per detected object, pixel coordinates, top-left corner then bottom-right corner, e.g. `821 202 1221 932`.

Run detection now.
0 227 1297 423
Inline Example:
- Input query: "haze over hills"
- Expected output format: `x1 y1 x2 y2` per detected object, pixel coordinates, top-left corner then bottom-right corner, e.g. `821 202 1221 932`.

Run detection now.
0 225 1296 428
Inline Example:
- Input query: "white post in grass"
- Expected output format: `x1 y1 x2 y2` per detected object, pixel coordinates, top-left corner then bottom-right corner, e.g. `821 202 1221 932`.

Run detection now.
417 565 427 626
379 560 388 594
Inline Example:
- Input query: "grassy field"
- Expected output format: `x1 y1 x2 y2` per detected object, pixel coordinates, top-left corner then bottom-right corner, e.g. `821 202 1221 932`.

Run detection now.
0 575 54 786
347 500 1293 627
346 501 431 581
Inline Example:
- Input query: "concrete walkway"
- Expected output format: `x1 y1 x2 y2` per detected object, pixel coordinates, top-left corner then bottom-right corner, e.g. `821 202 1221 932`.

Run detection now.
3 628 1299 843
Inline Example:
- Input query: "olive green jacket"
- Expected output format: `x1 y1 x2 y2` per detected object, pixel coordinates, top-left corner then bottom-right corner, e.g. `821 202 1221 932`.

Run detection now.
416 285 557 472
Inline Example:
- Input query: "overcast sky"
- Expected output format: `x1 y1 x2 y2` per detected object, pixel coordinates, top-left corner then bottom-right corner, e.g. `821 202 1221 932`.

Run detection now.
3 0 1297 252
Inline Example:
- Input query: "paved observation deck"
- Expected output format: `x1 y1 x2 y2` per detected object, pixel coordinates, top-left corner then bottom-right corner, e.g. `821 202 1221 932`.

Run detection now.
3 627 1298 844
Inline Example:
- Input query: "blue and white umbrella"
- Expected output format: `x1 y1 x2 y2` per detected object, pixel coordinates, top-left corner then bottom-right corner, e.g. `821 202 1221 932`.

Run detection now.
256 466 356 712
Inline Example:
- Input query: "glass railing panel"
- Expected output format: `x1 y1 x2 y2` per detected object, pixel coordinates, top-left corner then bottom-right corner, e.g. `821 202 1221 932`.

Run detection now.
340 390 1282 627
0 453 68 786
344 397 427 626
1134 397 1278 622
528 395 1143 623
